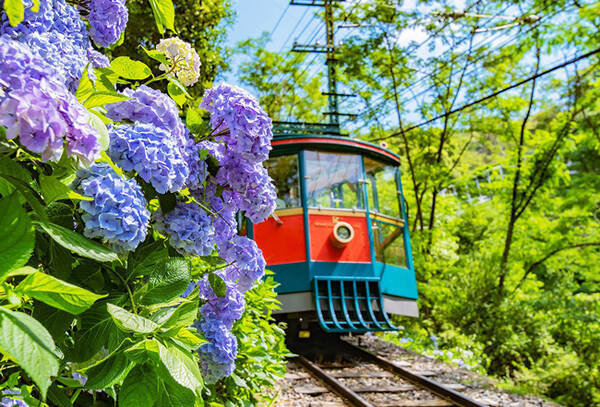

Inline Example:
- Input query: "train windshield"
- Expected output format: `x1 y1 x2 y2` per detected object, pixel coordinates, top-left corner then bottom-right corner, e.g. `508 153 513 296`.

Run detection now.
264 154 301 209
304 151 365 210
363 157 401 219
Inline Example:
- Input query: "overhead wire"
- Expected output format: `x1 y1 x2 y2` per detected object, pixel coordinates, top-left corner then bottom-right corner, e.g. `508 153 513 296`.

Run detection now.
372 46 600 141
279 6 311 53
269 3 290 39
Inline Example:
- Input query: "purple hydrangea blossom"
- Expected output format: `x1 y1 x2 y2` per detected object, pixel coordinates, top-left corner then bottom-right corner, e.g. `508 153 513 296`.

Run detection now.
0 389 26 407
218 235 266 292
1 0 91 90
215 159 277 223
197 272 245 329
154 202 215 256
87 0 128 47
86 48 111 83
191 183 237 245
108 123 189 194
74 163 150 252
199 83 273 164
195 319 238 383
0 37 100 164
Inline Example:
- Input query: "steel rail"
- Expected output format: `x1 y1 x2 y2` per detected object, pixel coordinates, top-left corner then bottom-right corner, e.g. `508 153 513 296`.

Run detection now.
341 339 487 407
293 355 375 407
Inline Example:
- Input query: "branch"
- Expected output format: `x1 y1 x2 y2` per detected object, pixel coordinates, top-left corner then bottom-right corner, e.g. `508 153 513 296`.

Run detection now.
511 242 600 294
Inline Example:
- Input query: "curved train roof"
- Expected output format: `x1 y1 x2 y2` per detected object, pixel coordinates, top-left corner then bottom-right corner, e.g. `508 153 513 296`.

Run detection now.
271 134 401 166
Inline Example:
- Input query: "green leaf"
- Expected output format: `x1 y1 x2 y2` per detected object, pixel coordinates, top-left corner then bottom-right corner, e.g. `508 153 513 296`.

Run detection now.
171 328 206 351
3 0 24 27
16 272 107 315
70 300 125 362
0 193 34 281
141 46 170 66
208 272 227 298
84 349 134 390
123 338 160 364
119 365 159 407
142 258 191 305
0 308 60 399
83 92 131 109
107 303 159 334
32 302 73 343
111 56 152 80
185 107 205 136
31 0 39 12
127 240 168 280
158 192 176 214
39 175 92 203
156 373 198 406
157 341 203 393
99 151 124 178
36 222 119 263
148 0 175 34
75 65 94 103
0 174 47 221
47 383 73 407
159 296 198 332
168 80 188 106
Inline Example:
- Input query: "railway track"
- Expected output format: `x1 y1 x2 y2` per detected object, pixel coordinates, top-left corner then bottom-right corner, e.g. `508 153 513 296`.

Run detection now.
286 337 488 407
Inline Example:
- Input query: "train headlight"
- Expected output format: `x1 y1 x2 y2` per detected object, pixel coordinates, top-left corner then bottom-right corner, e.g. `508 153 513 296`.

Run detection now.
330 221 355 248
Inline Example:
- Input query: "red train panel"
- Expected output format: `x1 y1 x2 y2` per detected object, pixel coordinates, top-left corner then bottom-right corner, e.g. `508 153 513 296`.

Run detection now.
253 213 306 265
309 213 371 263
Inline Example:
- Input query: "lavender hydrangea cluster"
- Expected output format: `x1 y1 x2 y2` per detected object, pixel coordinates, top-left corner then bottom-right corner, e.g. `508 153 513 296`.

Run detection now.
154 202 215 256
73 164 150 252
0 37 100 165
0 0 92 91
87 0 128 47
105 85 204 189
193 271 245 382
219 236 266 293
200 83 273 164
108 123 189 193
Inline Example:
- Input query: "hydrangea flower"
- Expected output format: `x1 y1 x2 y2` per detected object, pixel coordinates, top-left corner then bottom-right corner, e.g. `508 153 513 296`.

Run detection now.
197 272 245 329
87 0 128 47
86 48 111 83
215 160 276 223
154 202 215 256
73 164 150 252
195 319 237 383
200 83 273 163
1 0 91 90
218 236 266 292
104 86 205 188
0 37 100 164
108 123 189 193
0 389 26 407
191 183 237 245
156 37 201 86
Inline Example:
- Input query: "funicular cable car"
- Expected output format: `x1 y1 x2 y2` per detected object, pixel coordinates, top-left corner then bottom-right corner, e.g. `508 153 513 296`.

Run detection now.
248 122 418 335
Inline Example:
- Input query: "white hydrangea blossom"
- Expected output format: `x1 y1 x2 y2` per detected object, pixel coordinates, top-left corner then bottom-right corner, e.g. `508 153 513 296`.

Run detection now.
156 37 201 86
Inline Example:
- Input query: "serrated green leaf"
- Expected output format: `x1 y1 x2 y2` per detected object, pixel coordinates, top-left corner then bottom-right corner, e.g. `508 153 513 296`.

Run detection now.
142 258 191 305
3 0 24 27
171 328 206 350
83 92 131 109
119 365 159 407
36 222 119 263
0 174 47 221
111 56 152 80
0 193 34 281
127 240 168 280
159 296 198 332
141 46 169 66
0 308 60 399
208 272 227 298
107 303 159 334
123 338 160 364
157 341 203 393
39 174 92 203
16 272 107 315
157 373 198 406
84 349 134 390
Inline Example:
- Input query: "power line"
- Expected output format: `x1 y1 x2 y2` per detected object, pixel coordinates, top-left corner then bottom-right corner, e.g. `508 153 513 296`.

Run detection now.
373 46 600 141
279 6 311 52
269 3 291 38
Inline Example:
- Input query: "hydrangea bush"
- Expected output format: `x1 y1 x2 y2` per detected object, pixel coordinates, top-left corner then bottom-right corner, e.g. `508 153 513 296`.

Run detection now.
0 0 284 405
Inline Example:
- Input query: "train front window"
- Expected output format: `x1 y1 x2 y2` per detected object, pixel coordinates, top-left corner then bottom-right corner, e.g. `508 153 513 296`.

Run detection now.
364 157 401 219
264 154 301 209
372 221 407 267
304 151 365 210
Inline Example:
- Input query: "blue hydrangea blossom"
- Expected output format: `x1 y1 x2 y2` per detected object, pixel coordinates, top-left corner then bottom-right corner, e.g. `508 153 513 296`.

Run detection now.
195 319 238 383
74 164 150 252
154 202 216 256
87 0 128 47
219 235 266 292
108 123 189 193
